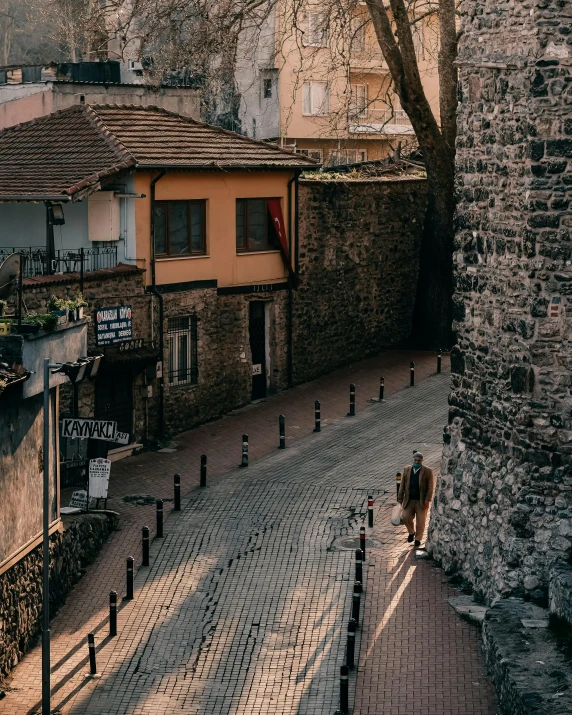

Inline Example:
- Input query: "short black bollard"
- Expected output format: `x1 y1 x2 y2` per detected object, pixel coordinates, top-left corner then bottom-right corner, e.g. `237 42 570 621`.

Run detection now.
437 349 442 374
279 414 285 449
240 434 249 468
313 400 321 432
347 618 357 668
109 591 117 637
360 525 366 560
355 548 363 583
396 471 402 499
87 633 97 675
340 664 349 714
156 498 164 538
347 383 356 417
200 454 207 488
410 360 415 387
126 556 134 600
354 579 362 595
352 585 361 625
368 495 374 528
174 473 181 511
142 526 150 567
379 376 385 401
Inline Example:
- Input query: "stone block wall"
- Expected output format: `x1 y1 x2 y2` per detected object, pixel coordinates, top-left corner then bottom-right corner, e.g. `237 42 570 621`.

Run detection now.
428 0 572 602
162 288 288 434
0 512 116 679
293 178 427 384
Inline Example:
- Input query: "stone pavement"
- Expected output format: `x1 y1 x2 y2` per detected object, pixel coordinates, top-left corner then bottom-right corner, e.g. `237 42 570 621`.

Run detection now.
0 354 499 715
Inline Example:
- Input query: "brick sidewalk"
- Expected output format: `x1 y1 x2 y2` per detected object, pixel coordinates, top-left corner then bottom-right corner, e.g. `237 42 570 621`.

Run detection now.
0 349 497 715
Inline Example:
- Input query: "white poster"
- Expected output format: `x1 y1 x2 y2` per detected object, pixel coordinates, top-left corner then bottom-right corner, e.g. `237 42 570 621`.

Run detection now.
89 458 111 500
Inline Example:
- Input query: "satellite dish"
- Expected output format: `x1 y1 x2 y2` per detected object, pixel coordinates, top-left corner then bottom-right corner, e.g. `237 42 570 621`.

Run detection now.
0 253 21 299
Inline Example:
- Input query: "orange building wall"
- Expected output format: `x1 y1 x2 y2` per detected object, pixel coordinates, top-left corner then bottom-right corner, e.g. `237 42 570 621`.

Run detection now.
134 171 294 288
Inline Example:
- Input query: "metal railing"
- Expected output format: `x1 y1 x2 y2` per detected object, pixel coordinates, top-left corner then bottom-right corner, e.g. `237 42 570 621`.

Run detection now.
349 107 411 126
60 458 88 490
0 246 118 278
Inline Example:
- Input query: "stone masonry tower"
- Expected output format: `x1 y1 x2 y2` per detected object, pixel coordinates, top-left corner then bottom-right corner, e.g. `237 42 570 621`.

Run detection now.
428 0 572 603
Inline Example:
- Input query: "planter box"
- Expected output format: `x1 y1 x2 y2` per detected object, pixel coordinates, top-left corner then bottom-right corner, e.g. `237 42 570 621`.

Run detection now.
53 310 68 326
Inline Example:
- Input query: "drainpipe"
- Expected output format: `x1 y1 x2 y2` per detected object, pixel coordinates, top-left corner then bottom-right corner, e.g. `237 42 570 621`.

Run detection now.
45 201 55 275
149 169 166 437
286 172 299 388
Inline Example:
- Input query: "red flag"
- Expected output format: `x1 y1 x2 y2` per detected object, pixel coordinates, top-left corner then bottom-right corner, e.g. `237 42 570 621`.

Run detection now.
267 199 297 285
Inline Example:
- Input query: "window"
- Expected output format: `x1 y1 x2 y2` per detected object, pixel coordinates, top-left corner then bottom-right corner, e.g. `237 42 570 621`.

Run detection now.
263 78 273 98
154 200 206 257
296 148 324 162
328 149 367 166
350 84 368 118
304 12 328 47
303 81 329 115
236 199 280 252
168 316 198 386
351 17 366 53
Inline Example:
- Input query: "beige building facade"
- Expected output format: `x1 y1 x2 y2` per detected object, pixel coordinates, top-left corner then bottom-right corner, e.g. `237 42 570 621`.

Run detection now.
239 2 440 165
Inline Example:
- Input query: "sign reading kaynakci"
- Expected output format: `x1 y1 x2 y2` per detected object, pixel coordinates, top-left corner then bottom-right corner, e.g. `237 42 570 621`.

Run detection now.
61 418 117 441
96 305 133 346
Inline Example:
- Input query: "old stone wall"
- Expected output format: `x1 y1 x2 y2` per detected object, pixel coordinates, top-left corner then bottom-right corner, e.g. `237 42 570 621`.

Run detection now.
18 266 161 444
293 178 427 384
0 512 116 680
428 0 572 603
162 288 289 434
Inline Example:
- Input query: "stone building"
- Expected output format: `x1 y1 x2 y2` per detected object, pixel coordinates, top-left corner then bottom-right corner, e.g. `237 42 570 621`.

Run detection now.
428 0 572 603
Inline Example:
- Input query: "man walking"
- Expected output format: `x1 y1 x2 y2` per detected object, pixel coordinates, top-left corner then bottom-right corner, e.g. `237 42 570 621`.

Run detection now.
398 452 435 547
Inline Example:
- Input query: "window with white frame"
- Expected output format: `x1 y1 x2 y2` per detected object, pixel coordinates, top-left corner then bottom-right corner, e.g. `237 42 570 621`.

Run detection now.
328 149 366 166
304 12 328 47
303 81 329 115
168 316 198 386
351 16 366 53
296 148 324 162
350 84 367 118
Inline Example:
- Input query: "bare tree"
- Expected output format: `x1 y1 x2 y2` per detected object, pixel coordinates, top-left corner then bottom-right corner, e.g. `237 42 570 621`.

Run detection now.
366 0 457 347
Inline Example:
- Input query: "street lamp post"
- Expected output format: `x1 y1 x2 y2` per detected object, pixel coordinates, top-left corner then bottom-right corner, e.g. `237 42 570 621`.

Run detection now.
42 358 64 715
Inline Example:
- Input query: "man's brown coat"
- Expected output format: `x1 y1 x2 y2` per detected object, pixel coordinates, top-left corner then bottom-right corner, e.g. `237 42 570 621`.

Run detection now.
397 464 435 509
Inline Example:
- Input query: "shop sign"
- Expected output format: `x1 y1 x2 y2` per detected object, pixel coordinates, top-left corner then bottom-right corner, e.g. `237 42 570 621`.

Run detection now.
61 417 117 441
96 305 133 346
115 431 130 445
89 458 111 500
69 490 88 510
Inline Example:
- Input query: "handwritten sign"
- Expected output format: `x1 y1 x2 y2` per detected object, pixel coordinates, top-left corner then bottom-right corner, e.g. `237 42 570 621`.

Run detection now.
89 458 111 500
69 490 88 510
96 305 132 346
115 431 130 445
61 418 117 441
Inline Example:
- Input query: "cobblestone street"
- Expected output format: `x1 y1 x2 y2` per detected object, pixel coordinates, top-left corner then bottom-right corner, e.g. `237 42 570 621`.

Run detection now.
1 353 498 714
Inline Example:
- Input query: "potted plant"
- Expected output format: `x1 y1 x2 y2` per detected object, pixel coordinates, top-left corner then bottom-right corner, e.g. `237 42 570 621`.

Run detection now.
47 295 68 325
75 294 88 320
0 299 7 317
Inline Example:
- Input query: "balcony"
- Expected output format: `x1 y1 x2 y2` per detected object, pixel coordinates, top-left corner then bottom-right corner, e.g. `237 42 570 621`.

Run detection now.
348 109 414 135
0 246 118 279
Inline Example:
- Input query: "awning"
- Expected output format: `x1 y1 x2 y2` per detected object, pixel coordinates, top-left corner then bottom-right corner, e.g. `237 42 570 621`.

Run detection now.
98 345 159 370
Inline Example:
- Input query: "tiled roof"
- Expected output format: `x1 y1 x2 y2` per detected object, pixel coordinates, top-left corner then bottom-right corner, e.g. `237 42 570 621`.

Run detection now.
0 104 318 199
0 105 135 198
89 105 319 169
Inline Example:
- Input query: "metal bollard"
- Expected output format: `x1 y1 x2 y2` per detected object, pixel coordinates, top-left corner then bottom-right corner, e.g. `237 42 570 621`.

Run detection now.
142 526 150 567
156 498 164 538
340 664 349 714
347 383 356 417
410 361 415 387
396 471 402 499
87 633 97 675
347 618 357 668
437 349 442 374
109 591 117 637
174 473 181 511
360 526 366 560
279 415 286 449
352 587 361 626
368 495 374 528
126 556 134 600
314 400 321 432
355 548 363 584
240 434 249 468
379 376 385 401
354 578 362 595
200 454 207 488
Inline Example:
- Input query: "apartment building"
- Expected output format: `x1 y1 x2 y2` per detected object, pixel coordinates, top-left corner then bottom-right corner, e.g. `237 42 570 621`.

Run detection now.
238 2 440 165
